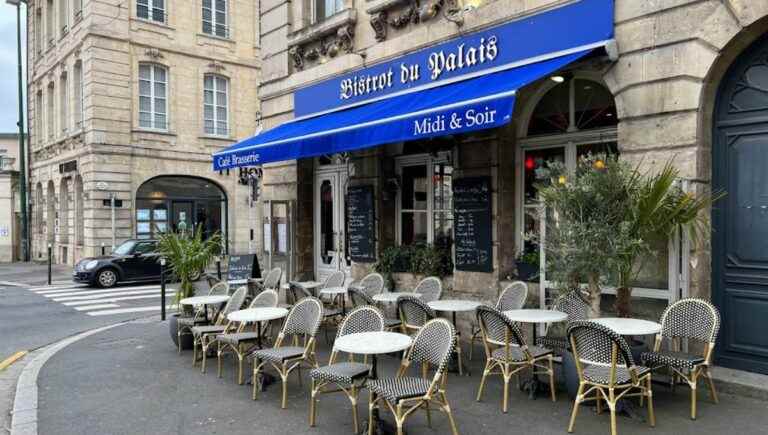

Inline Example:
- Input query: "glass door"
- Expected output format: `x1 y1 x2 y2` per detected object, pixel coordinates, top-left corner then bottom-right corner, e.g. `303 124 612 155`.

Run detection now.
314 168 350 282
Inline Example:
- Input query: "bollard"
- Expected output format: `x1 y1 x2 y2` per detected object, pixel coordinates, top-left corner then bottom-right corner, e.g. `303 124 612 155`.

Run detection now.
160 257 167 321
47 243 52 285
216 258 222 280
101 242 105 256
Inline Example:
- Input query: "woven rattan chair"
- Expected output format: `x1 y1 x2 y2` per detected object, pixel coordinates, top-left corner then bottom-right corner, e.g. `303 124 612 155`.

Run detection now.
535 290 590 355
414 276 442 304
356 273 385 298
191 286 247 372
262 267 282 290
176 281 230 352
640 298 720 420
397 295 436 335
367 318 459 435
319 271 347 343
567 321 655 435
475 305 556 412
286 282 314 307
309 306 385 433
469 281 528 360
249 297 324 409
349 287 402 331
214 289 280 384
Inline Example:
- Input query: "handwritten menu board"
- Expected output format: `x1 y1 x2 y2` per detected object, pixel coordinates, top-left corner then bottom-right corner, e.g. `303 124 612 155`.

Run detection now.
453 177 492 272
346 185 376 263
227 254 261 281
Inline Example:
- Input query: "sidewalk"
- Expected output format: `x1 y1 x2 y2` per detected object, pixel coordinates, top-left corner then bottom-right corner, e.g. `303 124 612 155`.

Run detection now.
0 262 73 287
32 318 768 435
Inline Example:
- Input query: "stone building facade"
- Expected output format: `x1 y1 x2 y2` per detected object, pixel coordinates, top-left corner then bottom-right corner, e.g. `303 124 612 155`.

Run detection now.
26 0 261 265
234 0 768 374
0 133 23 263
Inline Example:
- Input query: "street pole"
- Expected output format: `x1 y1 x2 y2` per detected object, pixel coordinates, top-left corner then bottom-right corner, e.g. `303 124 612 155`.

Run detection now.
47 243 51 285
110 193 116 251
160 257 166 321
9 0 29 262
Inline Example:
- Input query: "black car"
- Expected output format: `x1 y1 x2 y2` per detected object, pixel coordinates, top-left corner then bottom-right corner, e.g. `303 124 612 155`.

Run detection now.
73 239 162 288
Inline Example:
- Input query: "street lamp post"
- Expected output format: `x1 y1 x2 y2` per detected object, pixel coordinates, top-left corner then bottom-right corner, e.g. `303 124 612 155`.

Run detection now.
7 0 29 262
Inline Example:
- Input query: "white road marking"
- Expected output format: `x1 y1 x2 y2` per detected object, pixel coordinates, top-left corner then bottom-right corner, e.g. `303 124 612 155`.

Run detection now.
86 305 174 316
51 289 164 302
28 283 88 292
74 304 120 311
36 284 159 296
62 292 176 306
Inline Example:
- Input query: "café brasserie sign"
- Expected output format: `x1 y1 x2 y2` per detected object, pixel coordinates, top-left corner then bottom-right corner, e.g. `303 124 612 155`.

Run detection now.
293 0 613 117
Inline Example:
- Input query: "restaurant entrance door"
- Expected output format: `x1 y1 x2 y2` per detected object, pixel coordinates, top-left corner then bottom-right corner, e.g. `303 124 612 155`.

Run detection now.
314 166 350 283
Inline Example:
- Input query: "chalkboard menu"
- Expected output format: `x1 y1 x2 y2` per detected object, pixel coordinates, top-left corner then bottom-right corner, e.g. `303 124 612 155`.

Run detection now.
227 254 262 281
346 185 376 263
453 177 493 272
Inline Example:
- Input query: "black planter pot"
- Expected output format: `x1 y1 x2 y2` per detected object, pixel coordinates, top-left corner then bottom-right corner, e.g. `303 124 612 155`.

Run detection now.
515 261 540 282
562 349 580 400
169 313 194 350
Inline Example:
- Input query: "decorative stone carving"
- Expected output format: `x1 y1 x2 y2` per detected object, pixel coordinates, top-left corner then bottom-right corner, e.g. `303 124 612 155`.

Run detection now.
370 11 388 41
337 24 355 54
288 45 305 70
287 9 357 71
208 61 226 72
144 48 164 60
390 2 420 28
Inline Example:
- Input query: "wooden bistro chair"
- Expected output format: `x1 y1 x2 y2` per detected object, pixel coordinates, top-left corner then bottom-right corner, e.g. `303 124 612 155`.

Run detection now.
320 270 347 343
259 267 283 292
214 289 279 384
309 306 385 433
356 272 385 297
367 318 460 435
640 298 721 420
349 287 402 332
535 290 590 356
475 305 556 412
567 321 655 435
414 276 442 304
190 286 247 373
176 281 229 352
469 281 528 360
397 295 436 336
249 297 324 409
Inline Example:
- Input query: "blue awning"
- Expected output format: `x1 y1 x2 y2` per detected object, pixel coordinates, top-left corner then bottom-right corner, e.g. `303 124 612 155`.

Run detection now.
213 50 590 170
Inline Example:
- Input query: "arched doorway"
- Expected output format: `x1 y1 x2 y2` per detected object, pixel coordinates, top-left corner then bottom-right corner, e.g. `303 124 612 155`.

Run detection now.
135 176 227 248
713 34 768 374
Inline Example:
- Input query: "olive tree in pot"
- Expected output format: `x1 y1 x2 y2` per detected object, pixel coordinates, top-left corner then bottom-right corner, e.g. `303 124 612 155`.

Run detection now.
157 225 222 349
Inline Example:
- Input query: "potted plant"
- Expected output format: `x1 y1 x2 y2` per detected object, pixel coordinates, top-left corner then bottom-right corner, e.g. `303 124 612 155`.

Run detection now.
157 225 222 348
374 244 453 291
514 251 540 282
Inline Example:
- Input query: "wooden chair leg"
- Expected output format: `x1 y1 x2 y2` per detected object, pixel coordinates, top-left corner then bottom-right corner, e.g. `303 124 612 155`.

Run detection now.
704 368 719 404
281 368 289 409
476 360 491 402
441 392 460 435
548 357 556 402
309 379 317 427
609 388 618 435
367 392 376 435
567 383 585 433
350 385 359 434
646 376 656 427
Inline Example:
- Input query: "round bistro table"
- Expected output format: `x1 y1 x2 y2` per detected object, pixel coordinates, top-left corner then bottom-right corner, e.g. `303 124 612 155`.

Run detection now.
503 308 568 399
591 318 662 336
319 286 349 315
372 292 422 304
428 299 482 376
227 307 289 349
335 331 413 435
180 295 230 323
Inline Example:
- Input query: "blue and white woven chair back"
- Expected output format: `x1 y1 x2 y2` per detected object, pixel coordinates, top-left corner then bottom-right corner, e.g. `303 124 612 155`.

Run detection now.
359 273 385 297
349 287 375 308
324 270 346 289
568 320 634 367
659 298 721 343
415 276 442 303
336 306 385 341
250 289 279 308
554 290 590 322
398 295 434 328
476 305 526 347
263 267 282 291
496 281 527 311
282 297 324 337
409 318 456 373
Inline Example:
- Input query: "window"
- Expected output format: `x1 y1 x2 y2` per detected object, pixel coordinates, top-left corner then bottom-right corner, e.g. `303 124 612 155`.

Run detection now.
397 153 453 248
202 0 228 38
35 91 43 145
528 78 617 136
203 74 228 136
35 8 42 55
73 0 82 20
47 83 55 139
60 0 69 35
314 0 344 22
59 73 68 134
73 61 83 130
137 0 166 23
138 63 168 130
46 0 54 47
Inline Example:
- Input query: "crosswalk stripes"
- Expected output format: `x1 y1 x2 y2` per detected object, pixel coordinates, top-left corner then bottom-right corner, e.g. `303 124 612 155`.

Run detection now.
27 282 174 317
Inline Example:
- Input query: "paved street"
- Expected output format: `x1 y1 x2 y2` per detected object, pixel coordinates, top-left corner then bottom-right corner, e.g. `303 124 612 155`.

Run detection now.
35 319 768 435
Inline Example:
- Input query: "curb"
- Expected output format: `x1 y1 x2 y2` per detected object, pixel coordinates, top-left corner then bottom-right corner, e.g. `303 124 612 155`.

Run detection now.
10 323 124 435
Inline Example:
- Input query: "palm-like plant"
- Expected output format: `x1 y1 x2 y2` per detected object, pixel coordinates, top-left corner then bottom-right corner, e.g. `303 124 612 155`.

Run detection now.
614 161 724 317
156 225 223 304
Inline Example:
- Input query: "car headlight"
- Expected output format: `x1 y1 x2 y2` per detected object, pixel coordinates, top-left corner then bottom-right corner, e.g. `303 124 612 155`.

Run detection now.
85 260 99 270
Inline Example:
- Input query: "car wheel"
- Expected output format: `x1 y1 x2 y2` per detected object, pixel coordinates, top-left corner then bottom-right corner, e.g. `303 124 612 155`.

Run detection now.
96 268 118 288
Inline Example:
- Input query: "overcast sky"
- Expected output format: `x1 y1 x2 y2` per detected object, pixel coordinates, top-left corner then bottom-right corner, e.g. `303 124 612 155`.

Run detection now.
0 4 26 134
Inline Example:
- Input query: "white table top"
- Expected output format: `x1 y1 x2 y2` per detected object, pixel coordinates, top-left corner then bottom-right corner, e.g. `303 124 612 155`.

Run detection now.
428 299 482 312
228 307 288 323
228 277 262 285
334 331 412 355
373 292 422 303
592 318 662 336
319 286 348 296
179 295 230 306
503 309 568 324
